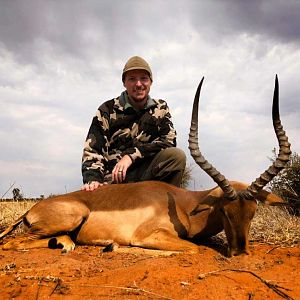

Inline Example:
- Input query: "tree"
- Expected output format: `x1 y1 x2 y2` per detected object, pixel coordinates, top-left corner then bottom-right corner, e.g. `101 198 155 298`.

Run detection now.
268 150 300 215
12 188 23 201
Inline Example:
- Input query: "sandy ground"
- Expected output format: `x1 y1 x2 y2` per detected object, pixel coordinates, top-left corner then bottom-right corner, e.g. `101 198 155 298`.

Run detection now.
0 239 299 300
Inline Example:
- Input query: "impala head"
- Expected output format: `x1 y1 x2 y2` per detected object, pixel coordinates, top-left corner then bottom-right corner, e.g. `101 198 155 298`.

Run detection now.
188 76 291 256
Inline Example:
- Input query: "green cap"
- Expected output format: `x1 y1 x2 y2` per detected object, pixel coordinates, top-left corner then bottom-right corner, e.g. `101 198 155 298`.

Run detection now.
122 56 153 82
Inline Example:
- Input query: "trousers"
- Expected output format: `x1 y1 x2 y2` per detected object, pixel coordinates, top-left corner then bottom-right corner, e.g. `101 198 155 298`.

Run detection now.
125 147 186 187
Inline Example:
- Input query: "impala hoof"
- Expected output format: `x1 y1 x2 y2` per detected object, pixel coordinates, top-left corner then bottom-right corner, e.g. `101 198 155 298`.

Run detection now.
102 242 119 253
48 237 76 253
227 247 250 257
61 243 76 253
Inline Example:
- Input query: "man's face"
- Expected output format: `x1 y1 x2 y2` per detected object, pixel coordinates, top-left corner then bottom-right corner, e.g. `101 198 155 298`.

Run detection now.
123 70 152 105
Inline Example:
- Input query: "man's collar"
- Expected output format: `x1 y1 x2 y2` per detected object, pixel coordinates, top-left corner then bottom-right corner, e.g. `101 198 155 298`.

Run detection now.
118 91 156 111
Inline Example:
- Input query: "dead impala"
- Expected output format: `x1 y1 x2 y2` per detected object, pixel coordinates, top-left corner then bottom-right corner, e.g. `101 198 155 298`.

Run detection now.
0 76 291 256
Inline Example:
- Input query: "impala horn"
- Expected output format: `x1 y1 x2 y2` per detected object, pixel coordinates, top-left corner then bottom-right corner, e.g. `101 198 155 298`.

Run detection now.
188 77 238 200
246 75 291 198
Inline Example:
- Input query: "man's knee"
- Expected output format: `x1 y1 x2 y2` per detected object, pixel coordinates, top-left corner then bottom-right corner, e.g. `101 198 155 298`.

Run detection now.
152 148 185 187
157 147 186 170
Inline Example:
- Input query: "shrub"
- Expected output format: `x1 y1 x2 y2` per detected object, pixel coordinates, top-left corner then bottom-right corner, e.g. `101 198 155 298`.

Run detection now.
268 151 300 215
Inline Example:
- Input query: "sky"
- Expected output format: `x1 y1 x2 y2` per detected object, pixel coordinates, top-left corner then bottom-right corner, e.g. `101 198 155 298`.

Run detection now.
0 0 299 198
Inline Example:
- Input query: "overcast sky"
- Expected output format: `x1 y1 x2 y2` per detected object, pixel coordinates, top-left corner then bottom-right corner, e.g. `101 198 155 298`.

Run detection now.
0 0 299 198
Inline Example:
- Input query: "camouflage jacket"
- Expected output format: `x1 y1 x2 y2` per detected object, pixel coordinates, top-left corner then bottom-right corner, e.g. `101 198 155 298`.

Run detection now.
82 91 177 183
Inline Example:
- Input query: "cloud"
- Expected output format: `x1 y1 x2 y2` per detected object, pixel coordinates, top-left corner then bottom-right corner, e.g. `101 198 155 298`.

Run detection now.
0 0 299 197
188 0 300 45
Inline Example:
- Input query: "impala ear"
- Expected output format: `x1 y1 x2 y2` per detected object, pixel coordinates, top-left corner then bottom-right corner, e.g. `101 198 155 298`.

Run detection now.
190 205 211 216
256 190 289 206
189 195 217 216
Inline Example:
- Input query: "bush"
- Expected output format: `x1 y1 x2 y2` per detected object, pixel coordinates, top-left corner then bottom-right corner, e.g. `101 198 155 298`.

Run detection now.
181 164 194 189
268 151 300 215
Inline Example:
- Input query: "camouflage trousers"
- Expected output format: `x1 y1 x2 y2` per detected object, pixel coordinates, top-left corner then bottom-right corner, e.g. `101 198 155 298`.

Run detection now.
124 147 186 187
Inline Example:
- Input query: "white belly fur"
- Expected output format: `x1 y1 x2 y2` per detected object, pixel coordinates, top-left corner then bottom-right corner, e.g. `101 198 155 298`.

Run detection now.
76 206 157 245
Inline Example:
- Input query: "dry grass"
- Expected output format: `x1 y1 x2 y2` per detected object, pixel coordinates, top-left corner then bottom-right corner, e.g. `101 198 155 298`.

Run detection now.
0 200 36 234
0 200 299 247
215 204 300 247
249 204 300 245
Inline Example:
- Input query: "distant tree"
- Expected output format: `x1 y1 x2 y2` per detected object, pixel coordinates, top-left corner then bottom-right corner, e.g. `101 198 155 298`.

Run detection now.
268 149 300 215
181 164 194 189
48 193 60 198
12 188 23 201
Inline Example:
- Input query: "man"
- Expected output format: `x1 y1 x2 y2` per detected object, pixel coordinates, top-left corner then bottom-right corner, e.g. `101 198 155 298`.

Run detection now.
81 56 186 191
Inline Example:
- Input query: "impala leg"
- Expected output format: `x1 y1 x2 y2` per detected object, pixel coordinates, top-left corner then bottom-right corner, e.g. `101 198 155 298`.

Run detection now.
2 234 75 253
2 206 88 252
132 230 199 254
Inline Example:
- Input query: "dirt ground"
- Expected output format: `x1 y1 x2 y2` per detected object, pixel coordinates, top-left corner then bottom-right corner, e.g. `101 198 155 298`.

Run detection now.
0 239 299 300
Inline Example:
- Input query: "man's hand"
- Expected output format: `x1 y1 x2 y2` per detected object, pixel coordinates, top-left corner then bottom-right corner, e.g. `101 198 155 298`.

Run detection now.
81 181 107 191
112 155 133 183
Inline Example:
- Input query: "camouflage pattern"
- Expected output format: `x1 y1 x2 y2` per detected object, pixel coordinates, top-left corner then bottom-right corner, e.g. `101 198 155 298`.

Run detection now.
82 91 177 183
